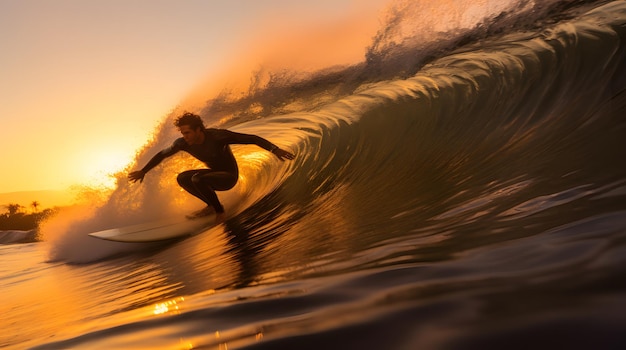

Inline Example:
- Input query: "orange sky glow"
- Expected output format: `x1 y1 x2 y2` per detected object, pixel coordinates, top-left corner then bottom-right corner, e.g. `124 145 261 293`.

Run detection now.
1 0 387 205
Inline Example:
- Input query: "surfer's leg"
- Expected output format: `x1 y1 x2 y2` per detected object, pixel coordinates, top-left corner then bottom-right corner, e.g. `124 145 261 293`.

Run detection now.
190 171 237 214
177 170 237 214
177 170 205 201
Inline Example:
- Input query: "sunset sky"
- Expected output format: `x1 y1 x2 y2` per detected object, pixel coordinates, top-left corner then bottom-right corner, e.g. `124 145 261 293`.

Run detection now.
1 0 386 203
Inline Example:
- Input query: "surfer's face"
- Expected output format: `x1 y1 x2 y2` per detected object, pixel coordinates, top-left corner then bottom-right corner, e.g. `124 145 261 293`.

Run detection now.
178 125 204 145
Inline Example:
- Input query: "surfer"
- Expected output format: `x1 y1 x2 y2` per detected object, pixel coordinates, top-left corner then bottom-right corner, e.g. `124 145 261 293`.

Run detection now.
128 112 295 223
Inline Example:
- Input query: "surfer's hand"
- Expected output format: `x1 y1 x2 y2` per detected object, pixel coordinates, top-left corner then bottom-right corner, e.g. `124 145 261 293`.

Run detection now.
128 170 146 183
272 148 295 161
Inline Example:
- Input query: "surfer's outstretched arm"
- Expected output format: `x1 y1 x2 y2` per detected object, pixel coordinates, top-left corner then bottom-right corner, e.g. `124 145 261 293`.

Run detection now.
220 130 295 161
128 143 181 183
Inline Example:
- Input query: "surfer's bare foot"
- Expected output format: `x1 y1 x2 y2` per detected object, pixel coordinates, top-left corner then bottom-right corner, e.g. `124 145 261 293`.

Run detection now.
186 206 214 220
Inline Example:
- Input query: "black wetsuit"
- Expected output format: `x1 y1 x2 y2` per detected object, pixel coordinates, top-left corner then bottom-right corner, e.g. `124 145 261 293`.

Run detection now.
141 128 277 213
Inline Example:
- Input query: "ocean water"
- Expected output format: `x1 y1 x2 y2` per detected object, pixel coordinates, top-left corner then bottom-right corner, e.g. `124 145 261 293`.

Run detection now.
3 1 626 349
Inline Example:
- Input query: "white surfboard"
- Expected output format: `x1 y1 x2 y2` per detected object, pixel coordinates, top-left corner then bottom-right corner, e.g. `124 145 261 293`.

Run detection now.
88 215 216 242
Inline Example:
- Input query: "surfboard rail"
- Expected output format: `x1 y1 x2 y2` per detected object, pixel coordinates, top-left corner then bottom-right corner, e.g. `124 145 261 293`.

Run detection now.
88 216 216 242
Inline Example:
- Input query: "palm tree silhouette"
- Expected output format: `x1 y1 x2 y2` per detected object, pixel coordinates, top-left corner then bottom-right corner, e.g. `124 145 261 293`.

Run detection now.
31 201 40 213
5 203 24 216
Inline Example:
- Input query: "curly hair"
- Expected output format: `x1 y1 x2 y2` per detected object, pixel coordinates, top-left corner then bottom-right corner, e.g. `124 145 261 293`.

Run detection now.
174 112 205 130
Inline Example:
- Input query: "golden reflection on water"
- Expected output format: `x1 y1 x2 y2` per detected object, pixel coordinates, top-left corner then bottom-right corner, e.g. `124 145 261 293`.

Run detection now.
153 296 185 315
180 338 194 349
237 149 273 171
150 296 271 349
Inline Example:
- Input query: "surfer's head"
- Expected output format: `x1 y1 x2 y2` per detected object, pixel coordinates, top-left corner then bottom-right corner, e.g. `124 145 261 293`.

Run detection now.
175 112 205 131
175 112 206 145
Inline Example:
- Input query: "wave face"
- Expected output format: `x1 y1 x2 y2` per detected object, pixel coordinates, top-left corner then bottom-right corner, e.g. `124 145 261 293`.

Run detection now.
4 1 626 349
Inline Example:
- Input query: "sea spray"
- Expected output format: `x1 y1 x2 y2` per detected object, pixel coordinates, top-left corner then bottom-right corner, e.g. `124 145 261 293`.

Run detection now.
42 116 298 263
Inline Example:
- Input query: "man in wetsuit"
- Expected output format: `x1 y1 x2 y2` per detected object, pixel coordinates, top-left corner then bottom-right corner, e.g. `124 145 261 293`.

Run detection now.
128 112 295 223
